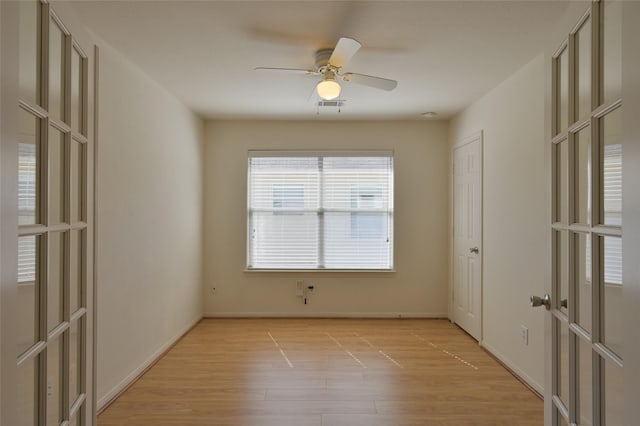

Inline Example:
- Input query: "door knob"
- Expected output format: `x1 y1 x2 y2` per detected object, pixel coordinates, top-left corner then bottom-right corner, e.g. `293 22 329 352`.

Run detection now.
530 294 551 310
469 247 479 254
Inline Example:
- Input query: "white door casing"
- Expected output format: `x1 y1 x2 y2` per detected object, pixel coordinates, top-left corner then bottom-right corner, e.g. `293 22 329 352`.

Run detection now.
452 132 483 341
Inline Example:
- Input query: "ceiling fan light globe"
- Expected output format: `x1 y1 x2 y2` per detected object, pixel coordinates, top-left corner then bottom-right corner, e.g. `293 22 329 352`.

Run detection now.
316 80 341 100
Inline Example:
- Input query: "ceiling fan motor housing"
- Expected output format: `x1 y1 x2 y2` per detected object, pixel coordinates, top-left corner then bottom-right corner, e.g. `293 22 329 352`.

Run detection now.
314 48 334 70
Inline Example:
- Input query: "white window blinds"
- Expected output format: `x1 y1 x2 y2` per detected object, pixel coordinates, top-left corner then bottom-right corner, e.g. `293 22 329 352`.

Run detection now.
604 143 622 284
18 142 37 283
247 152 394 270
585 143 623 285
18 236 36 283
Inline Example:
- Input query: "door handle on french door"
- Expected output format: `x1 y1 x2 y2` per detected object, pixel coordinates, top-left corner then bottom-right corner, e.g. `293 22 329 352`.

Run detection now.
469 247 479 254
530 294 551 310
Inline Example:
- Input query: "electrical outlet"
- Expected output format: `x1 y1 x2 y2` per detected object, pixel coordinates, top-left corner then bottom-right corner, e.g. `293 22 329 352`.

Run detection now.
520 325 529 345
296 281 304 296
211 287 217 295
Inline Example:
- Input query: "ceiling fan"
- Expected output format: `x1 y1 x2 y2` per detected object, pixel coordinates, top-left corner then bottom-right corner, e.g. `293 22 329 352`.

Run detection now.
255 37 398 101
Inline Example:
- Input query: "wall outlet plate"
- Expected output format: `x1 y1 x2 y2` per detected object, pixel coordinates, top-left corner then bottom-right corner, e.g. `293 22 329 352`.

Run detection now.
296 281 304 296
520 325 529 345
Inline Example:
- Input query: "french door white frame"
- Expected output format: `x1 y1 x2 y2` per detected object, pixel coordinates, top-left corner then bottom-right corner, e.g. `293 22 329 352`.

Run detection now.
1 1 95 425
546 1 624 425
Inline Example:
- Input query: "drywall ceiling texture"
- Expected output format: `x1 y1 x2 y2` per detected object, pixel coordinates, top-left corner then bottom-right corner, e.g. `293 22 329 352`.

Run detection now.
203 120 449 317
96 42 204 407
69 1 572 120
450 54 547 392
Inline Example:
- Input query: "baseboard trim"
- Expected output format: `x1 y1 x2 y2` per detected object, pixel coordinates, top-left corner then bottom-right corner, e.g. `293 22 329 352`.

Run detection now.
480 340 544 398
96 315 202 414
203 312 448 319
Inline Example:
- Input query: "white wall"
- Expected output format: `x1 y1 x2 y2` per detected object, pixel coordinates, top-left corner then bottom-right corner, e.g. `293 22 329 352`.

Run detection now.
203 120 449 317
622 2 640 423
0 3 17 424
449 54 547 392
95 42 204 408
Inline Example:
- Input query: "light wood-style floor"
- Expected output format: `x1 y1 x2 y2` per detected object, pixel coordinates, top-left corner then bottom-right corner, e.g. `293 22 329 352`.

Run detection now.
98 319 542 425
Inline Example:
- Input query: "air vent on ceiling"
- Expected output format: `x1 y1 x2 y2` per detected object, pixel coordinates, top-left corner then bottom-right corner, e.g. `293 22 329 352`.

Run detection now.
317 100 346 108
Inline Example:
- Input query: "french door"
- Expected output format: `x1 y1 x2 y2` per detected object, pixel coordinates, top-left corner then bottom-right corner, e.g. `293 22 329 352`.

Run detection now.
547 1 623 425
14 1 94 424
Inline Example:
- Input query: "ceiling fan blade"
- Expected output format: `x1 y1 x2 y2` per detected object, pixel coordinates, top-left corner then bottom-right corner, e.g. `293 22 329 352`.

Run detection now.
342 72 397 91
328 37 361 68
254 67 317 75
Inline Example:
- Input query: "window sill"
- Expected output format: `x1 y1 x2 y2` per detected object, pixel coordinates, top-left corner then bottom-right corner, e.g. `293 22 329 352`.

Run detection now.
245 268 395 273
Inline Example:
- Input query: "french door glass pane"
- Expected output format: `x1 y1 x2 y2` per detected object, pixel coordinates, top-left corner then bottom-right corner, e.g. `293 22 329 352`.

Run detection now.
18 235 39 355
19 108 39 226
602 236 623 357
576 16 591 122
604 359 624 426
47 338 63 426
575 127 590 225
556 140 569 224
48 232 65 332
558 48 569 134
17 357 38 426
71 48 83 134
601 107 622 227
49 126 66 226
49 17 65 123
603 0 622 106
69 319 82 404
70 140 84 224
576 232 592 333
556 230 569 315
577 337 593 426
558 320 570 408
70 230 83 313
19 0 39 106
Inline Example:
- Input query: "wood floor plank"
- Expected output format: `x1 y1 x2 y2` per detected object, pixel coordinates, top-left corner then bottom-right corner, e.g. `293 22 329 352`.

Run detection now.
98 319 542 425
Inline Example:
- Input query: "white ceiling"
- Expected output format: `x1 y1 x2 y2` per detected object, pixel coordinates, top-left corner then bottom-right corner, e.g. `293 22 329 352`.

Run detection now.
70 0 571 120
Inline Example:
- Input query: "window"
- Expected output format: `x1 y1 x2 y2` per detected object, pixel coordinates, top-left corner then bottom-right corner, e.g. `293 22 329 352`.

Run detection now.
18 236 36 283
247 151 393 270
603 143 622 284
584 143 622 285
350 187 385 240
18 116 38 284
273 183 304 214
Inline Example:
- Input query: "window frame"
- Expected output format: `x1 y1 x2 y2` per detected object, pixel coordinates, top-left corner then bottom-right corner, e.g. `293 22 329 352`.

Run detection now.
246 150 395 272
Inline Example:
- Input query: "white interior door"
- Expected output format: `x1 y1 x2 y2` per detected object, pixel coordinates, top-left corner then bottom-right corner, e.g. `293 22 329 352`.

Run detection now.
452 133 483 341
542 2 624 425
